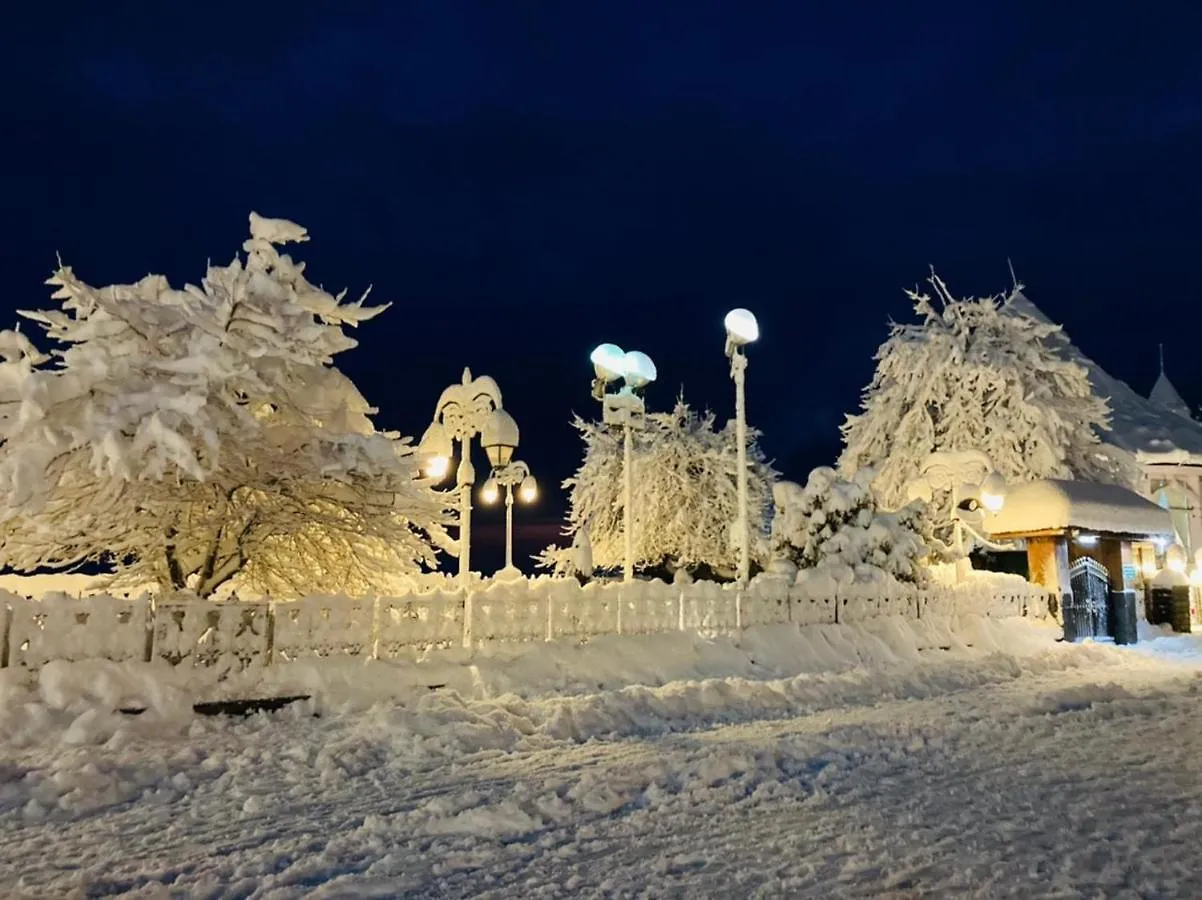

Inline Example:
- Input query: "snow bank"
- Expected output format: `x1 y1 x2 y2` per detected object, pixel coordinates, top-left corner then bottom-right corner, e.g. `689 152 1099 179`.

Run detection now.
0 615 1073 747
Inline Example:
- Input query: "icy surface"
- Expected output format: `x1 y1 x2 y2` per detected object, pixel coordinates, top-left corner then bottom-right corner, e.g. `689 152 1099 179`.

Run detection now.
3 616 1202 897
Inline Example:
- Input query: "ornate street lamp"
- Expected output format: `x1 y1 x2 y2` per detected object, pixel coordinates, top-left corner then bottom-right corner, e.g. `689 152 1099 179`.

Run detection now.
480 458 538 578
417 368 513 588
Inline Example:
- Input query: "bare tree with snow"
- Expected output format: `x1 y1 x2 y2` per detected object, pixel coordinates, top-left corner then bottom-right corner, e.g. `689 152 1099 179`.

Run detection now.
0 213 451 598
839 270 1133 528
540 399 777 577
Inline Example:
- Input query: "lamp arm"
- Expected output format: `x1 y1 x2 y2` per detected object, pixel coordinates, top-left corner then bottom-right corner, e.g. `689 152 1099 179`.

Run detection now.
954 514 1020 552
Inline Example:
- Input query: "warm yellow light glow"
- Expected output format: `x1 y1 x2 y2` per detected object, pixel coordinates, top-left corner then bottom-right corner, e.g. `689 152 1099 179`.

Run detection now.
1190 567 1202 586
1167 543 1188 572
1142 560 1158 579
518 475 538 504
480 478 499 505
425 455 450 480
979 472 1006 513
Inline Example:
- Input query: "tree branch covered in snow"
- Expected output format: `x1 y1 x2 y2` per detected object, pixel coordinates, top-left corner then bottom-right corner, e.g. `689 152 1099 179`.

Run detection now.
0 213 452 597
772 467 932 586
838 271 1135 529
539 399 777 577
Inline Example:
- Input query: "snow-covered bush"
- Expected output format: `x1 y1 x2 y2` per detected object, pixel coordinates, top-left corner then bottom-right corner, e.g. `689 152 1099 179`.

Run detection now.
772 467 930 586
839 270 1134 527
0 213 451 598
539 399 777 577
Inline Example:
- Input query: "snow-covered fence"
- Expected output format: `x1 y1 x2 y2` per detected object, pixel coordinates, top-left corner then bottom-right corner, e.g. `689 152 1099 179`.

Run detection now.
0 576 1053 677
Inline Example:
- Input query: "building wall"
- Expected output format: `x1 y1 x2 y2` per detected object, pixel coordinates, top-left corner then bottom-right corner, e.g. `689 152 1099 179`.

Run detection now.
1140 462 1202 558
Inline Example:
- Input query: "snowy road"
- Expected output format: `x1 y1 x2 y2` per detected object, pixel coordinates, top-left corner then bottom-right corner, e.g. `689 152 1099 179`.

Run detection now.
4 623 1202 897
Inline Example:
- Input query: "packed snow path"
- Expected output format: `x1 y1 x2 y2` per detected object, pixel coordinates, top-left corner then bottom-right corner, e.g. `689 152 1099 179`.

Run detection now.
3 625 1202 897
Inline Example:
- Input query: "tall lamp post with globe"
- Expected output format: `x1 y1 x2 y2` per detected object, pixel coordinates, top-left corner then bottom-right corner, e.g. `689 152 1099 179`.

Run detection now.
590 343 658 582
724 308 759 587
417 368 519 589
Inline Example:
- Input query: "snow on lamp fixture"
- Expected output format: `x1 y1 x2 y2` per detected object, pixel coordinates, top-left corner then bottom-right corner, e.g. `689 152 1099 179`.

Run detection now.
590 343 627 382
724 308 759 347
481 408 520 468
417 421 453 481
978 472 1007 513
622 351 658 389
519 475 538 504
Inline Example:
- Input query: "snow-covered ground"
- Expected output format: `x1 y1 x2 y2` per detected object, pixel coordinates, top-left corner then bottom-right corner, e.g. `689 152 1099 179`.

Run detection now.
3 617 1202 898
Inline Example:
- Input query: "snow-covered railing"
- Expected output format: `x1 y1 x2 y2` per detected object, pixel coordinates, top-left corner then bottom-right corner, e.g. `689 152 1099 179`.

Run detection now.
0 576 1054 677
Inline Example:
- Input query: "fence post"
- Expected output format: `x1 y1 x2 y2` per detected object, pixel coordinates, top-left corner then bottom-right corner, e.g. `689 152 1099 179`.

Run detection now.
143 594 156 664
263 602 276 667
366 596 380 660
463 589 474 649
545 591 554 642
0 600 11 669
678 588 685 632
834 589 840 625
616 588 622 635
735 587 743 633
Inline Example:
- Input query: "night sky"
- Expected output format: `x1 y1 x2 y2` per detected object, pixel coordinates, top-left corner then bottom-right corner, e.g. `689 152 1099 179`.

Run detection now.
4 2 1202 566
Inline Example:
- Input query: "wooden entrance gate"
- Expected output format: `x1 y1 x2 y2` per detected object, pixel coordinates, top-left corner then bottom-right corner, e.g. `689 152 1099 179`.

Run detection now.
1066 557 1110 641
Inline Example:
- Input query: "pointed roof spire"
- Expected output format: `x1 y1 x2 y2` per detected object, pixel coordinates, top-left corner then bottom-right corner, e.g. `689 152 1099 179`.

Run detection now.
1150 345 1192 418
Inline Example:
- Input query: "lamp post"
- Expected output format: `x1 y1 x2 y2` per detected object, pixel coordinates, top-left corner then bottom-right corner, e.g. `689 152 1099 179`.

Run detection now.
590 343 657 582
481 460 538 578
417 368 515 589
905 450 1009 579
724 308 759 586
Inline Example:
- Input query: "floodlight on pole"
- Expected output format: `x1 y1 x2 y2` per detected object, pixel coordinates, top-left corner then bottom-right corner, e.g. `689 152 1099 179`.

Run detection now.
591 341 657 581
724 308 759 587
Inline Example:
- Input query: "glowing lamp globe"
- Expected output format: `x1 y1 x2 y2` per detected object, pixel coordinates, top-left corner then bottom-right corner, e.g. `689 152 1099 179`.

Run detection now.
590 343 626 382
622 351 657 389
723 308 759 346
417 421 453 480
518 475 538 504
481 408 520 468
480 477 500 505
978 472 1007 513
424 454 450 480
1167 542 1187 573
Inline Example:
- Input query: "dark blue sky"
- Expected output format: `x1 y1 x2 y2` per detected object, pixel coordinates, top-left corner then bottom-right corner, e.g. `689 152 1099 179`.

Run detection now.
4 1 1202 549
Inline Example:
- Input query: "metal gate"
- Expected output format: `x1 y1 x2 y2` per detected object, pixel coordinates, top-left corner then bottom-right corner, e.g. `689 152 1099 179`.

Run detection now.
1066 557 1110 641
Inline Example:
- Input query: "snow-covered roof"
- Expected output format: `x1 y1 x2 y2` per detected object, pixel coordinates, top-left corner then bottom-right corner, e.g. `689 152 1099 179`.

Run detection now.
1007 292 1202 465
983 478 1174 538
1149 370 1192 419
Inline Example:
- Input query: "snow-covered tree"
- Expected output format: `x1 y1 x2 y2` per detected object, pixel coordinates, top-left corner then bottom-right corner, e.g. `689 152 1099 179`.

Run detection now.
0 212 451 598
839 270 1133 526
773 466 930 585
539 399 777 576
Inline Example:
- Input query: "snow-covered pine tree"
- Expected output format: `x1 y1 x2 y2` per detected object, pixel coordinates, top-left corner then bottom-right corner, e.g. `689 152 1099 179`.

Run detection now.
538 399 777 576
774 466 929 585
839 270 1131 527
0 213 451 598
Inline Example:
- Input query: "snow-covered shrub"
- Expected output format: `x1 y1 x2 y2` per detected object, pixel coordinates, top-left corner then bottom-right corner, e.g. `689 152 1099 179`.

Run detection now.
0 213 452 598
838 269 1135 531
772 466 930 586
539 399 777 577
